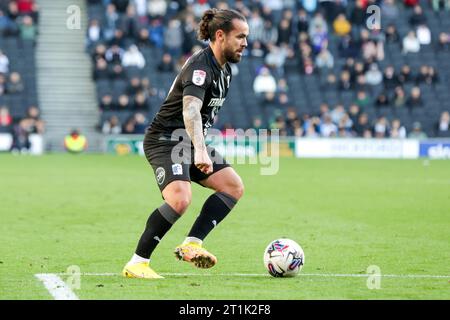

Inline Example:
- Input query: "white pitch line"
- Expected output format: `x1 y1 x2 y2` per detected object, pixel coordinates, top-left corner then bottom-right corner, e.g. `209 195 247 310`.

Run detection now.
50 272 450 279
35 274 79 300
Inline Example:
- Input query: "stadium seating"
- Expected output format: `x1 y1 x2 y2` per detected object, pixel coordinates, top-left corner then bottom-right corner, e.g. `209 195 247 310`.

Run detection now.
87 0 449 138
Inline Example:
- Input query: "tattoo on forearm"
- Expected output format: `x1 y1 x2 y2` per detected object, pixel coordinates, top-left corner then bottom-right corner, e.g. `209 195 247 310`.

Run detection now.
183 95 205 151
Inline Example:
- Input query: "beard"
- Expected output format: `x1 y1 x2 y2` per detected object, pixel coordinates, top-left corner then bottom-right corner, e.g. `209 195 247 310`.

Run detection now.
224 46 241 63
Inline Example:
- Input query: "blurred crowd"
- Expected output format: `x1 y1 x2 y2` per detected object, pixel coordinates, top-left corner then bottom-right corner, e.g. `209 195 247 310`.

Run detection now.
0 0 42 153
87 0 450 138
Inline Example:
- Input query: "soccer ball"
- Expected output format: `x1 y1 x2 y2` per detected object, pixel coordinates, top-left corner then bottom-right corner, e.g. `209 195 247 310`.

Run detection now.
263 238 304 277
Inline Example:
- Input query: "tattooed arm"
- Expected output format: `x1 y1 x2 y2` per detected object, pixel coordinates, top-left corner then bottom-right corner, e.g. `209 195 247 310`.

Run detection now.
183 95 212 174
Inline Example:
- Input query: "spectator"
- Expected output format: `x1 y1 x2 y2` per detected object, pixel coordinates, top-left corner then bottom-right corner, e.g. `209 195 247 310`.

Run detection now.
0 50 9 74
253 66 277 95
0 74 6 95
147 0 167 18
374 116 389 138
19 15 36 41
385 24 400 44
390 119 407 138
406 86 424 109
427 66 439 85
277 18 292 46
315 46 334 70
309 12 328 53
133 92 150 110
117 94 131 110
409 5 427 28
122 44 145 69
338 70 352 91
350 0 366 29
261 19 278 45
408 121 427 139
338 35 359 59
122 117 136 134
360 30 384 61
353 113 371 137
93 58 109 80
133 0 148 18
249 40 265 58
6 72 24 94
301 0 318 14
381 0 400 25
103 4 119 41
383 65 400 90
120 4 139 39
87 19 102 47
136 28 152 48
330 104 345 124
157 53 175 73
111 0 129 14
375 92 390 108
92 44 107 62
355 90 370 108
432 0 450 11
248 9 264 43
126 77 142 96
105 44 124 64
109 63 126 80
398 64 413 84
348 104 361 125
402 30 420 54
0 105 12 131
99 94 115 111
393 86 407 107
416 24 431 46
11 120 31 153
415 65 429 85
133 112 147 134
24 106 45 134
320 114 338 137
321 72 338 90
365 63 383 86
436 32 450 51
333 13 351 37
164 18 183 58
297 9 309 34
109 28 126 47
264 43 288 73
435 111 450 137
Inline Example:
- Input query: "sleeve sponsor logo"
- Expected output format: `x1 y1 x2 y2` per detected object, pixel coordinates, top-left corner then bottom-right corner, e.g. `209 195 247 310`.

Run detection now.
192 69 206 86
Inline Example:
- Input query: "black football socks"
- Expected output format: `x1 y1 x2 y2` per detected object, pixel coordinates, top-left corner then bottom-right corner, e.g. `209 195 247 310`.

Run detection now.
187 192 237 241
135 203 180 259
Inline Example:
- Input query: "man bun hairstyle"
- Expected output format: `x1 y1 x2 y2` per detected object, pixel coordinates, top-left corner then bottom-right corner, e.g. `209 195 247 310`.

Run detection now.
198 8 246 42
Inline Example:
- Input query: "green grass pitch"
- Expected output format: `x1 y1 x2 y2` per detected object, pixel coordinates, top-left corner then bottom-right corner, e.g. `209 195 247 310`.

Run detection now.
0 154 449 299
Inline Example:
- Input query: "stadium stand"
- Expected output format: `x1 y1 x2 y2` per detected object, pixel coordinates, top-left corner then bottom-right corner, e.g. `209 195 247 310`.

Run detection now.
0 0 41 152
86 0 450 138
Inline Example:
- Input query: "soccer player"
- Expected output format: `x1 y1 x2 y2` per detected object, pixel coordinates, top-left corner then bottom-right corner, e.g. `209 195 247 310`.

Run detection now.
122 9 249 279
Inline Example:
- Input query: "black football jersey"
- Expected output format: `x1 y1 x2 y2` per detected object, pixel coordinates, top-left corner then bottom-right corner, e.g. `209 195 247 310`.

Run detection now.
148 46 232 136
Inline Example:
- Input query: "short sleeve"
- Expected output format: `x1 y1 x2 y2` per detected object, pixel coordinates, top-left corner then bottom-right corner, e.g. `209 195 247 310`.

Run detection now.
181 62 212 101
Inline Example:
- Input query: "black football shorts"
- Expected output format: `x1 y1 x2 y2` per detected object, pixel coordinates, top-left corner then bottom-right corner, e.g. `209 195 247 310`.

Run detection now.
143 133 230 192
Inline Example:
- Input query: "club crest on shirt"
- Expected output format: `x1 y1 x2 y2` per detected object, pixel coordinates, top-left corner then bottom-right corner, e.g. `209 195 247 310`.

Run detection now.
192 70 206 86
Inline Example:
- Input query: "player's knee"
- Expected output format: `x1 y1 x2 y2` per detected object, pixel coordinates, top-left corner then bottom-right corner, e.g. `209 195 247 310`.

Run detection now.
170 195 191 214
224 180 244 201
233 181 245 200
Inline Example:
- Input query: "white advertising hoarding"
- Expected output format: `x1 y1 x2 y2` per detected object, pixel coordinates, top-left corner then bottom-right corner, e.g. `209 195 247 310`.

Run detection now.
295 138 419 159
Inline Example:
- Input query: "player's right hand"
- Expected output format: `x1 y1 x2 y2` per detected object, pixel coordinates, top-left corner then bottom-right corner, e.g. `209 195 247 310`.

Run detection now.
194 149 213 174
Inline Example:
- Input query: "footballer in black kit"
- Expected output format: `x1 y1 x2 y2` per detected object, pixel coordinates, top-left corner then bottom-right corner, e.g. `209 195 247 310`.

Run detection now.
144 45 232 192
123 8 249 279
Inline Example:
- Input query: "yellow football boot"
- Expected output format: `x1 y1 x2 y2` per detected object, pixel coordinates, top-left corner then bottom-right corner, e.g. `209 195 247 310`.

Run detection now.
122 262 164 279
174 242 217 268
